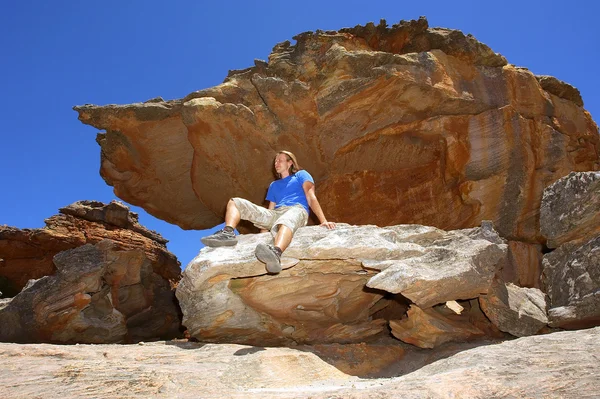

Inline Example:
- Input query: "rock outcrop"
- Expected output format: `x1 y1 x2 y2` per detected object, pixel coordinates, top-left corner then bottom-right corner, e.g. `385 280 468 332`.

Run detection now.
540 171 600 330
542 236 600 329
540 171 600 248
176 223 506 346
0 327 598 398
0 240 180 343
389 304 487 349
0 201 182 343
74 18 600 248
478 280 548 337
0 200 180 296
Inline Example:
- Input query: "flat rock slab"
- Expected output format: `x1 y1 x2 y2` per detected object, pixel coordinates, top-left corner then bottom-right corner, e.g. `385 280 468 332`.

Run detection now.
0 328 598 398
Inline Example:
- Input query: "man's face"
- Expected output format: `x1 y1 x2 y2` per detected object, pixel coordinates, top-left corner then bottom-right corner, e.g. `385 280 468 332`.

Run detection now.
274 153 293 176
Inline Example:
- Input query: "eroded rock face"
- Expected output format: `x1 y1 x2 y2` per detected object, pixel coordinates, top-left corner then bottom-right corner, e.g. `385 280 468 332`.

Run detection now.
74 18 600 244
0 240 180 343
0 200 180 296
542 235 600 329
479 280 548 337
365 223 506 307
176 223 506 346
540 171 600 248
503 241 543 289
389 305 486 349
0 328 598 398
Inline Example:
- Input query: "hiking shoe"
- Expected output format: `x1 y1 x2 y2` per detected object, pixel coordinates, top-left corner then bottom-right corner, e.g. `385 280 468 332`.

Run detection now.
201 229 237 247
255 243 282 274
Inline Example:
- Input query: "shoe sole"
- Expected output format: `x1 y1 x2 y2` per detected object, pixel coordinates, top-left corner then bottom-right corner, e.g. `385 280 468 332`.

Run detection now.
200 237 237 247
255 243 282 274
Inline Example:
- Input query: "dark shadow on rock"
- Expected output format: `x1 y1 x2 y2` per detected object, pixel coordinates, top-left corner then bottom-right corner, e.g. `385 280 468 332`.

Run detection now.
234 346 267 356
164 340 207 350
291 334 513 379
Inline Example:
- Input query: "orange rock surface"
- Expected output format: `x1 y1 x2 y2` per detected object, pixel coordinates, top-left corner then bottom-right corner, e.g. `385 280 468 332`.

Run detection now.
74 18 599 244
0 201 180 296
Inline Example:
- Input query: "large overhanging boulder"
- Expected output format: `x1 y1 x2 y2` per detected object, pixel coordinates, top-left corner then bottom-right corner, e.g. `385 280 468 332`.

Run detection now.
176 223 506 346
74 18 600 243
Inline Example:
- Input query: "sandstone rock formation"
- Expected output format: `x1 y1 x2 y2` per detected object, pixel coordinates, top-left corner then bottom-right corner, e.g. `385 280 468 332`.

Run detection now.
540 171 600 330
503 241 543 288
74 18 600 250
479 279 548 337
0 327 598 398
389 304 486 349
542 236 600 329
176 223 506 346
540 171 600 248
0 200 180 296
0 239 181 344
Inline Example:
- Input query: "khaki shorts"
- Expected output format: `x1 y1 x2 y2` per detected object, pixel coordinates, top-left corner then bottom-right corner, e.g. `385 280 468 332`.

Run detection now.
231 197 309 237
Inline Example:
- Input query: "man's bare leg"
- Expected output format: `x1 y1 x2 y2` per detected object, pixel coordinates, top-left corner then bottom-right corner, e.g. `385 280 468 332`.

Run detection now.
224 199 241 229
273 224 293 252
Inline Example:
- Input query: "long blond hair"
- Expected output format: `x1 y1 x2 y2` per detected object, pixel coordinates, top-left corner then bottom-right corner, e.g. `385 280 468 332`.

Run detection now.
275 150 301 178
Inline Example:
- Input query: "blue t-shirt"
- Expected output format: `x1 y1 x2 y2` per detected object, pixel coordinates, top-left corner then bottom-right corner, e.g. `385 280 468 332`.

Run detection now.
266 170 314 213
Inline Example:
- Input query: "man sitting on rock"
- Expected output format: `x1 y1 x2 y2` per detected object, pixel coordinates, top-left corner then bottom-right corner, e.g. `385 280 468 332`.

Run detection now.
201 150 336 273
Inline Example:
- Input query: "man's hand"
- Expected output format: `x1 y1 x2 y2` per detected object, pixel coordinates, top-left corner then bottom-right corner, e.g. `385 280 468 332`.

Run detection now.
320 221 336 229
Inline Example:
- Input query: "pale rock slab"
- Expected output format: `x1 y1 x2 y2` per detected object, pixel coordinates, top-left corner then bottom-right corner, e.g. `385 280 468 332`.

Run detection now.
479 279 548 337
177 223 506 345
542 235 600 329
0 328 598 398
365 224 506 307
540 171 600 248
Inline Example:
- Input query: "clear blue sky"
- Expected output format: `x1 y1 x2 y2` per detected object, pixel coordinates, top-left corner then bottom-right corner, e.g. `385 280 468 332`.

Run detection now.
1 0 598 268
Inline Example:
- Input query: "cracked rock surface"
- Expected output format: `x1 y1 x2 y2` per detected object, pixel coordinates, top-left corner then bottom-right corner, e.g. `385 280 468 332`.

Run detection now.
176 223 506 346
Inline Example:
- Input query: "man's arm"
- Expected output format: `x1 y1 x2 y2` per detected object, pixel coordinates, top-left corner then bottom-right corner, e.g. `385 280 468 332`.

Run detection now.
259 201 276 233
303 181 336 229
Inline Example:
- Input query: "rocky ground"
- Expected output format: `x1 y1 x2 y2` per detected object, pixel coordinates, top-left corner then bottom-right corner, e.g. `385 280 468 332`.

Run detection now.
1 327 598 398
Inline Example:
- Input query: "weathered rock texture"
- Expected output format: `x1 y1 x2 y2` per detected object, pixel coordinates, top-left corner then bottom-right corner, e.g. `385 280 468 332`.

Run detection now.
176 223 506 346
0 327 598 398
0 200 180 296
503 240 543 288
542 235 600 329
74 18 600 245
540 171 600 330
479 279 548 337
0 240 181 343
540 171 600 248
389 305 486 349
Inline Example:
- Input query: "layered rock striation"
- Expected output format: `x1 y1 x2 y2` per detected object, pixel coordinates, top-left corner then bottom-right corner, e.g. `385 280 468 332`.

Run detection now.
0 240 180 343
176 223 508 347
0 201 182 343
1 327 597 398
74 18 600 247
0 200 180 296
